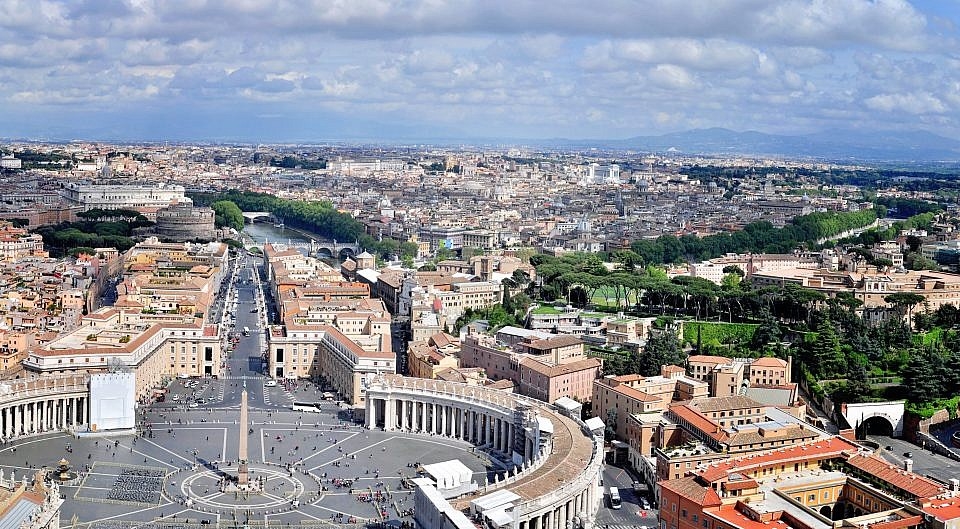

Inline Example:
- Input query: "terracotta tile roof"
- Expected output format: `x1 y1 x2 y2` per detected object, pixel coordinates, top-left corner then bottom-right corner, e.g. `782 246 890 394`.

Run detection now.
707 504 792 529
659 476 722 506
670 404 726 441
612 384 663 403
846 454 944 499
697 437 859 482
751 357 788 368
869 516 924 529
688 355 734 365
921 496 960 522
524 334 583 350
689 395 763 413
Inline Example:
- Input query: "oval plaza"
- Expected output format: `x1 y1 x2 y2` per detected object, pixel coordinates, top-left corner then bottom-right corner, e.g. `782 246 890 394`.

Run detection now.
366 374 604 529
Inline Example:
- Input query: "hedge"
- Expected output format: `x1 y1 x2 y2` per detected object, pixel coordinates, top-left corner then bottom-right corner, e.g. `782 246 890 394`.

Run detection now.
682 321 759 347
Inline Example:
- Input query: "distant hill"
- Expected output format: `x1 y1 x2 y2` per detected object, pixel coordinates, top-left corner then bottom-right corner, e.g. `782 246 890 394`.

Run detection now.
568 128 960 162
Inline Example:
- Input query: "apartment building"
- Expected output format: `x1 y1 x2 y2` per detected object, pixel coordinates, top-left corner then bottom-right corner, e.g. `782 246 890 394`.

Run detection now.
593 368 709 440
23 308 222 398
407 333 461 380
267 321 395 407
459 329 600 403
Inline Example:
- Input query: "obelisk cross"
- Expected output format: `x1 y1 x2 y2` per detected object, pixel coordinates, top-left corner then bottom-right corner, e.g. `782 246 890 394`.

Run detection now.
238 381 249 485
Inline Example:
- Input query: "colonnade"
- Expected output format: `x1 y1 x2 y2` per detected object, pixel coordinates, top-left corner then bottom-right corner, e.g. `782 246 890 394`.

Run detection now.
520 485 596 529
369 397 516 456
365 375 603 529
0 396 86 439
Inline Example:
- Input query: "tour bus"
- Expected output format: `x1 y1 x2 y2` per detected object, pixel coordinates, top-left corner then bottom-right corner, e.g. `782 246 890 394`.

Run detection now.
243 326 250 336
609 487 622 509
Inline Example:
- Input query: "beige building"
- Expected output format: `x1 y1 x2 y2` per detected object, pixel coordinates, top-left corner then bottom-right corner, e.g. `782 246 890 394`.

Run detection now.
688 355 793 400
593 367 708 440
407 333 460 380
23 308 222 399
267 323 395 407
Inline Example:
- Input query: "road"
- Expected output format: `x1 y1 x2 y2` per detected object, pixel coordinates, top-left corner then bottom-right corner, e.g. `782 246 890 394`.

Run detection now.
595 463 658 529
869 434 960 483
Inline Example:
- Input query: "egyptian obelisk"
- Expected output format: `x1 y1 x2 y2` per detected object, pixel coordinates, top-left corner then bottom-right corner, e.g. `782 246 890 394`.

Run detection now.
237 383 249 485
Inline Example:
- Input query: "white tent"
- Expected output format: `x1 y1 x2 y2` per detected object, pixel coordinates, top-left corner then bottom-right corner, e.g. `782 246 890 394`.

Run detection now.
422 460 474 490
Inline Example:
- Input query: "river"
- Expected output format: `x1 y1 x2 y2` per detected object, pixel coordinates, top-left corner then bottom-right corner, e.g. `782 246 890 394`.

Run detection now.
242 222 344 266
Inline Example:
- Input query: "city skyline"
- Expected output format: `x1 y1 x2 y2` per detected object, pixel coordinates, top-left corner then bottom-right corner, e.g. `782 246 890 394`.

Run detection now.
1 1 959 143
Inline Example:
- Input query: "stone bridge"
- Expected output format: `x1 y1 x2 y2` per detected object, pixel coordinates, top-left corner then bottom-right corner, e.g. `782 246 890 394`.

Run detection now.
246 239 360 257
241 211 275 223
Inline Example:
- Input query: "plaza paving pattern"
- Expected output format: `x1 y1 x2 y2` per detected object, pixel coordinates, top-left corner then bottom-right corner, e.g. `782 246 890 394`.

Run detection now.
0 394 497 528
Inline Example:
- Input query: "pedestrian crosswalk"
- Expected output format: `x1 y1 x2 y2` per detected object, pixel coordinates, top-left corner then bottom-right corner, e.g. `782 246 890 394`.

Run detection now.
598 525 653 529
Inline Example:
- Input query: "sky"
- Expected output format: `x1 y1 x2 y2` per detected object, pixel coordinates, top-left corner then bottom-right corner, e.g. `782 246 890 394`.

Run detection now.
1 0 959 143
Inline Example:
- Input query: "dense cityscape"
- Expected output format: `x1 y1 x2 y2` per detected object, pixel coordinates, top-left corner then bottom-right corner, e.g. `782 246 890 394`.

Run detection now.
0 142 957 529
3 1 960 529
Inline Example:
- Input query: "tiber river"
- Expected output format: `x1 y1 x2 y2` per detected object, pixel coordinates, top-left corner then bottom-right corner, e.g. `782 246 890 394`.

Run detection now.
242 222 344 266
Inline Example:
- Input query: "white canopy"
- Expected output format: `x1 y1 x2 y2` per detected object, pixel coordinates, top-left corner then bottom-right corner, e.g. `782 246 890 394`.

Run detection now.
422 459 474 490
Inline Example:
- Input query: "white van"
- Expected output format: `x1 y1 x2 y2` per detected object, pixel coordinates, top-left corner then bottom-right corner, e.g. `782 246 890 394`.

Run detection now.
265 380 277 387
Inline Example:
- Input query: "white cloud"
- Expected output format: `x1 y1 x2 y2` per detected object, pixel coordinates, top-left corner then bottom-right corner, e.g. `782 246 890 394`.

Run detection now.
865 92 948 114
0 0 955 140
647 64 697 90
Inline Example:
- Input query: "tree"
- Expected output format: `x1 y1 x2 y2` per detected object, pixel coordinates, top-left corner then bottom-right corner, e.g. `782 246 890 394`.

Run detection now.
211 200 244 232
901 347 944 403
721 272 741 290
636 330 686 376
884 292 926 330
808 323 845 378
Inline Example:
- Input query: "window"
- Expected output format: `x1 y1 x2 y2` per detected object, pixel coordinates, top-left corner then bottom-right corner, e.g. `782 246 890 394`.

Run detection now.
682 510 687 518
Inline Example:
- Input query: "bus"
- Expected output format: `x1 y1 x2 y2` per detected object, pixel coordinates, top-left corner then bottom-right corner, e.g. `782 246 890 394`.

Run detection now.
609 487 621 509
243 327 250 336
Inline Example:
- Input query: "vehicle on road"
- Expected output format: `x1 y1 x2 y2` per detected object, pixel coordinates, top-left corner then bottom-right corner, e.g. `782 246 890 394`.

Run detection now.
265 380 277 387
243 326 250 336
609 487 622 509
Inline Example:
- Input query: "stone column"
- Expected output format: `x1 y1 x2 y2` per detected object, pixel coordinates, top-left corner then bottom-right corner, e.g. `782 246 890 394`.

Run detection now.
237 388 249 485
384 398 395 431
366 397 376 429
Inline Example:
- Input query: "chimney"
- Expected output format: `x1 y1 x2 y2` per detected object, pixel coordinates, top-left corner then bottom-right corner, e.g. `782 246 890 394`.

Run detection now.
904 459 913 473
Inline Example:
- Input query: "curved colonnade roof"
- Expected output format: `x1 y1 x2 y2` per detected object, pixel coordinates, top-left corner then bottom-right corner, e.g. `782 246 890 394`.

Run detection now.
370 374 596 506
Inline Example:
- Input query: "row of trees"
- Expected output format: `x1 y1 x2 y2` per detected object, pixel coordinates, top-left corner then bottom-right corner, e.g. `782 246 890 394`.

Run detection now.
629 209 879 264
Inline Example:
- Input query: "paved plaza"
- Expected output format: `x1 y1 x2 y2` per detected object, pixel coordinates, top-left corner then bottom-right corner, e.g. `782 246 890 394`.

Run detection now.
0 378 497 528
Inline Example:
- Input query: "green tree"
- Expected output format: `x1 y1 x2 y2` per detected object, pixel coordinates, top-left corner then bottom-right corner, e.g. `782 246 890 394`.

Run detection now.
636 330 686 376
884 292 926 330
211 200 245 232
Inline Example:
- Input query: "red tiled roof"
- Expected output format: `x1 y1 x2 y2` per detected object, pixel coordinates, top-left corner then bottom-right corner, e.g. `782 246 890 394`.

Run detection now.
697 437 859 482
921 496 960 522
870 516 924 529
670 404 726 442
613 384 663 403
846 454 944 499
751 357 787 368
659 476 722 506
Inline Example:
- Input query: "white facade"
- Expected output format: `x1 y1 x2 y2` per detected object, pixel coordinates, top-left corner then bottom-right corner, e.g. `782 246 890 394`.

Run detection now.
60 182 188 211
